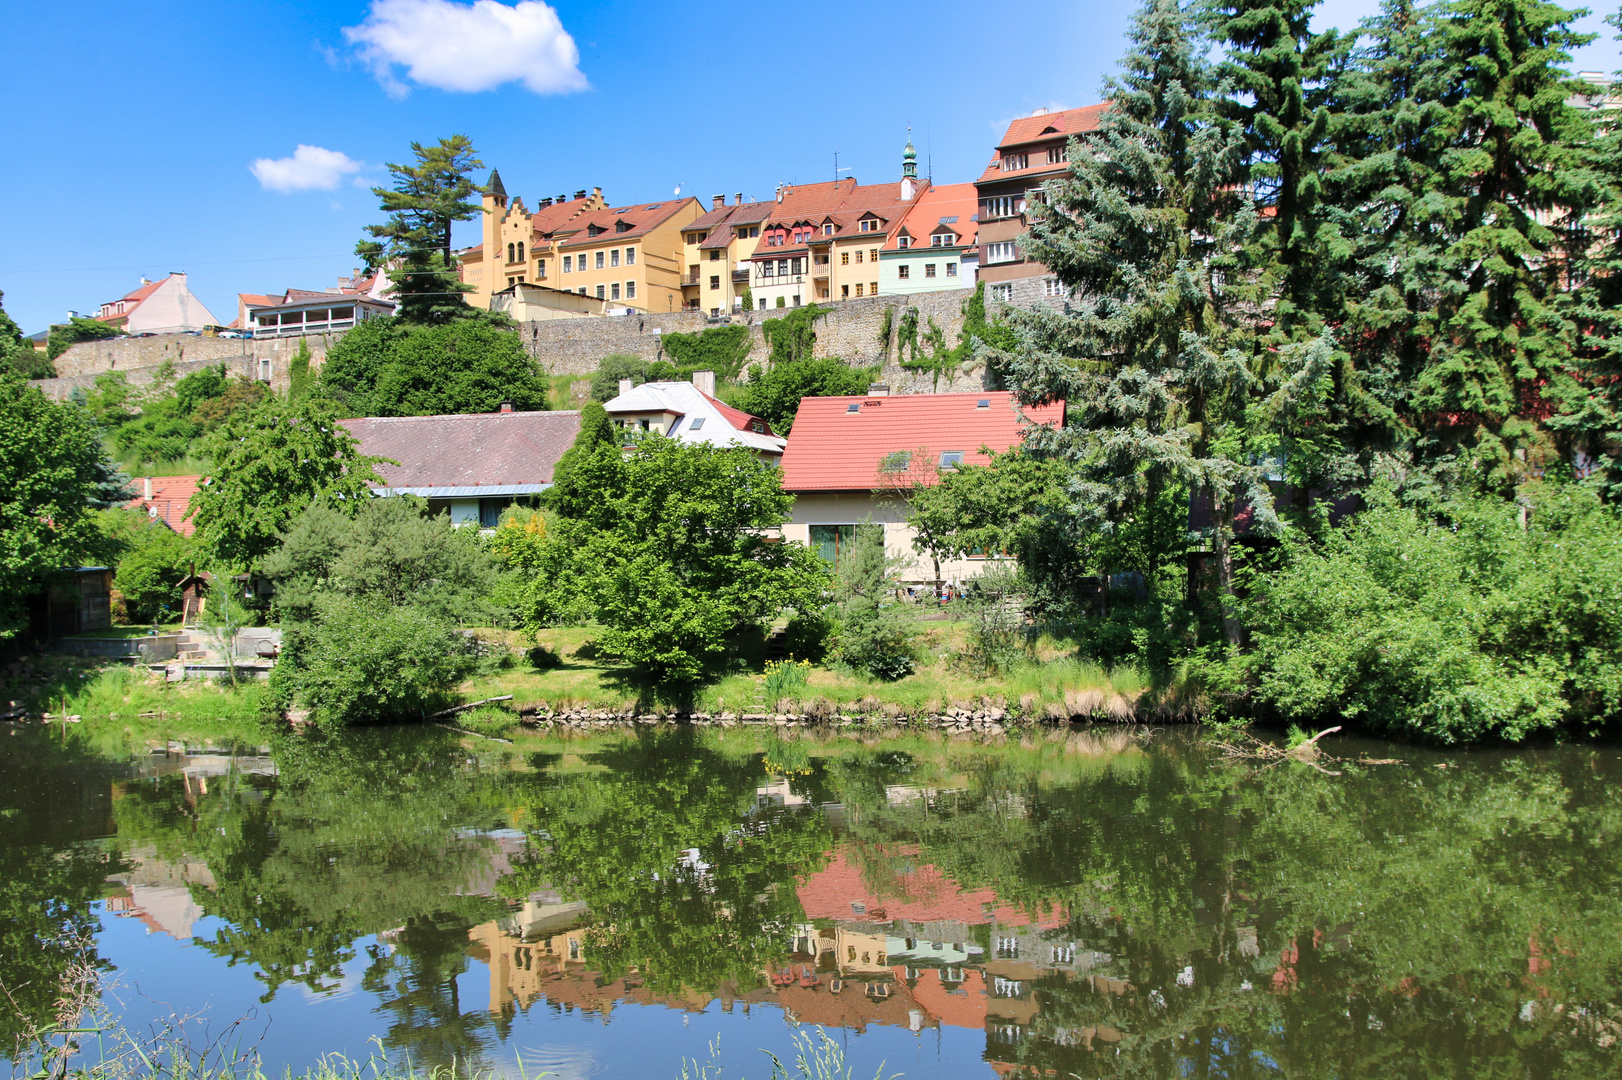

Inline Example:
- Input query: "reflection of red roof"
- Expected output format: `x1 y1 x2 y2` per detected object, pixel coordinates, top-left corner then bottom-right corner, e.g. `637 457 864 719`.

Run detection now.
911 967 988 1029
127 476 202 536
797 846 1063 928
772 965 926 1033
780 393 1063 492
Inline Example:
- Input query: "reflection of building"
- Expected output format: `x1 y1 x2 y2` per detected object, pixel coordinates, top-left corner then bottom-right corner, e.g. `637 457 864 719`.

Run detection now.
103 845 218 941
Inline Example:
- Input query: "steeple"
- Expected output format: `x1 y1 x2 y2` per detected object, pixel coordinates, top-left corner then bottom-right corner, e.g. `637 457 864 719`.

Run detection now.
900 128 918 200
486 169 507 198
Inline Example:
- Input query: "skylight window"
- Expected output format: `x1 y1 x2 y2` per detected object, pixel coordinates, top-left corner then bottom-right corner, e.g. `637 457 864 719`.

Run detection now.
976 399 990 408
688 416 705 430
940 451 965 470
846 403 860 413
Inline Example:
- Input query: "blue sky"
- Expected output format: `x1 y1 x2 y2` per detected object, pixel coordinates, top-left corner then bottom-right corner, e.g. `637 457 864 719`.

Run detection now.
2 0 1617 335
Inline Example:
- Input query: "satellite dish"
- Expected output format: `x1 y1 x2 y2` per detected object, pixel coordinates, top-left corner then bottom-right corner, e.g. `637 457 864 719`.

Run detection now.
674 181 685 195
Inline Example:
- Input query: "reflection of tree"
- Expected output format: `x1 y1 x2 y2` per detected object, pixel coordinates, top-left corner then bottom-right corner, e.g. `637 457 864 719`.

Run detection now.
503 729 833 994
820 735 1622 1078
361 915 490 1068
0 734 126 1050
108 730 518 1014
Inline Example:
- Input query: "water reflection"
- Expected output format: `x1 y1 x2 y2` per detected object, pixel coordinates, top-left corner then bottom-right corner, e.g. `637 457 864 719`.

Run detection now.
5 724 1622 1078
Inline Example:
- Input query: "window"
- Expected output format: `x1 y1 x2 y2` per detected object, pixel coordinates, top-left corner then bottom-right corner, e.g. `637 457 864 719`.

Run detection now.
855 283 864 297
759 297 767 309
898 235 911 249
611 282 621 300
595 251 605 269
842 284 850 297
507 243 515 262
750 226 759 237
977 398 990 408
985 241 1019 264
709 249 721 261
777 259 789 276
595 285 605 299
1044 277 1066 297
610 249 620 267
845 403 859 413
615 220 631 232
932 232 954 247
537 258 546 278
563 255 573 273
791 257 804 274
871 281 877 295
517 241 524 262
761 261 775 278
809 524 857 562
824 223 834 235
578 287 587 295
925 263 936 278
898 265 910 279
259 358 271 382
1047 145 1065 164
859 219 874 232
626 281 635 299
939 451 964 469
982 195 1019 219
841 251 850 265
991 283 1014 302
709 275 720 289
479 497 508 529
869 248 878 262
855 250 864 264
688 416 705 430
626 248 635 264
1000 152 1028 171
946 261 957 276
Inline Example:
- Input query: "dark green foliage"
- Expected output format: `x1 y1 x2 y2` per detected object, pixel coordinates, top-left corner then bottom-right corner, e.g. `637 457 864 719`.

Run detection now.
0 375 111 638
0 293 52 379
725 357 874 434
831 524 915 680
660 324 754 381
317 317 547 417
46 315 122 361
260 496 495 624
547 401 619 519
359 136 484 325
112 518 195 623
587 353 653 402
759 304 823 365
540 439 829 682
1208 483 1622 741
288 338 314 401
190 395 387 568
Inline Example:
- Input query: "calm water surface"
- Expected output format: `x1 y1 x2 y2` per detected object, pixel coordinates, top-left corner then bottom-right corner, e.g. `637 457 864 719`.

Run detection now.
4 723 1621 1079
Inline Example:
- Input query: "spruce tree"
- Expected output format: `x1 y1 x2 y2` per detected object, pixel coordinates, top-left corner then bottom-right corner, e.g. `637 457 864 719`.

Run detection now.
1414 0 1596 488
358 136 484 325
996 0 1298 643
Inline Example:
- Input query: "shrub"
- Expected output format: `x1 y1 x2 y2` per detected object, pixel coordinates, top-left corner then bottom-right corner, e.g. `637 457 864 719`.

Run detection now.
112 521 196 624
273 595 477 726
958 563 1026 676
831 525 915 680
1212 484 1622 743
781 609 835 662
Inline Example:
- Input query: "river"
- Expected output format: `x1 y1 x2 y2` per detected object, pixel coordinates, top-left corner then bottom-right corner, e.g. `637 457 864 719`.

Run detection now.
3 723 1619 1079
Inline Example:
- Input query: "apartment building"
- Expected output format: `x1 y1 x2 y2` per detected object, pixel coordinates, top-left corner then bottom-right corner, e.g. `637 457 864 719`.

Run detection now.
679 194 773 314
974 104 1106 305
878 182 978 295
553 197 704 312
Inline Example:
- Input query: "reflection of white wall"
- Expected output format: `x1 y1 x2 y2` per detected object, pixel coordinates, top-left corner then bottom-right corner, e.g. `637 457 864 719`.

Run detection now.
127 883 203 940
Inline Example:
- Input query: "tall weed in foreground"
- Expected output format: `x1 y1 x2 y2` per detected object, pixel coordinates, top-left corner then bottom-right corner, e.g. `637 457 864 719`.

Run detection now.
679 1027 895 1080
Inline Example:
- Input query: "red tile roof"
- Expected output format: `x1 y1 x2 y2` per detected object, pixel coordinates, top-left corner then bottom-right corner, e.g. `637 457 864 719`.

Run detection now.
996 103 1109 150
797 846 1065 928
556 197 698 249
339 410 582 492
526 194 599 237
889 183 979 251
127 476 202 536
96 277 166 323
779 392 1064 491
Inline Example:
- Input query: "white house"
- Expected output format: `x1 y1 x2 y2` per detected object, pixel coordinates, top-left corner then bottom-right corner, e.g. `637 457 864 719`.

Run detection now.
601 370 786 461
94 272 220 335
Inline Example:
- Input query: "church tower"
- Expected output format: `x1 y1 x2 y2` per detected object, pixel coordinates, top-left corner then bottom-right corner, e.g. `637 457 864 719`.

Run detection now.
900 132 918 201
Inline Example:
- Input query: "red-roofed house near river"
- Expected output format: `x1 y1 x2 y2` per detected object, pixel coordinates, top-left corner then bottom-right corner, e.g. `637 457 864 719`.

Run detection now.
779 390 1063 586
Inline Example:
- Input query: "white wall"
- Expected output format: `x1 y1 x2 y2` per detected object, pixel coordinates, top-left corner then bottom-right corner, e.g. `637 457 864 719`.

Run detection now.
785 490 1004 584
128 274 220 334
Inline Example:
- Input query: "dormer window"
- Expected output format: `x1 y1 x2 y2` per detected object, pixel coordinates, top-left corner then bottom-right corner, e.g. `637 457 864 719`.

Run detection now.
587 223 604 237
897 235 911 250
1000 152 1029 171
823 223 834 235
859 219 879 232
615 220 632 233
932 233 954 247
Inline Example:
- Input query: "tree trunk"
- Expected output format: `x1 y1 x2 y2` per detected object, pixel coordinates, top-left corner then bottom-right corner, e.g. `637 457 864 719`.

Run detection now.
1213 486 1242 647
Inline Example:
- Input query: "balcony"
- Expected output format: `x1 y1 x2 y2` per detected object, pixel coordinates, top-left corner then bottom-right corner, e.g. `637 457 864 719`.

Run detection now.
683 272 702 287
731 269 750 283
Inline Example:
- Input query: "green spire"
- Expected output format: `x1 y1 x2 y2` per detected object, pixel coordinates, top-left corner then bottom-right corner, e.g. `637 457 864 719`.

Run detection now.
902 129 917 179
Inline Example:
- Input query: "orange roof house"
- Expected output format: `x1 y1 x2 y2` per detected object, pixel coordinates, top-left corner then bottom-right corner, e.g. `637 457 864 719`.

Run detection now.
93 273 219 335
126 476 202 536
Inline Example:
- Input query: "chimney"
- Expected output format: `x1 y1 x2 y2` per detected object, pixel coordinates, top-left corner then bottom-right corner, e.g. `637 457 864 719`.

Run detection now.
712 194 725 210
499 402 513 413
1030 106 1050 116
539 197 553 207
867 382 890 397
735 192 743 205
775 185 784 203
143 478 152 499
692 369 716 397
576 189 587 200
559 193 568 204
618 378 634 396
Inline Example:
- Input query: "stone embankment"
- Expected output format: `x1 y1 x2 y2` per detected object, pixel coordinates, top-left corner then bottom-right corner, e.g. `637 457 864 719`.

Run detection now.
514 698 1171 733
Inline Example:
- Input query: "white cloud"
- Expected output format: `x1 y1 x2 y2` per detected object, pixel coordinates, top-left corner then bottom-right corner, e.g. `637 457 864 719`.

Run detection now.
250 145 366 192
342 0 587 97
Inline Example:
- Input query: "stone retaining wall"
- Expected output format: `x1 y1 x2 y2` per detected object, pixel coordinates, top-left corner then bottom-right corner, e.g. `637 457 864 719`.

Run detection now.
36 334 337 400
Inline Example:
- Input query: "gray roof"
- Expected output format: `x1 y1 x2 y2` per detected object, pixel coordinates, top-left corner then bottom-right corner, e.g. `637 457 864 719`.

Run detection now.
339 410 582 491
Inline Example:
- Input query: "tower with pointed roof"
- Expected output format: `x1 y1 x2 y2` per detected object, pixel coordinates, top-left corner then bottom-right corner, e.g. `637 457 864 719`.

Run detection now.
900 131 918 201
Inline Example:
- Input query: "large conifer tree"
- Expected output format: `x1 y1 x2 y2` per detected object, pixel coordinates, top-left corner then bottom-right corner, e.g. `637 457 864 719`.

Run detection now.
357 136 485 325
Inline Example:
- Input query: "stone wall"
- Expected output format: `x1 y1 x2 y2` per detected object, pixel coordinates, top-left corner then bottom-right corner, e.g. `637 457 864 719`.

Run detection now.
33 288 996 403
37 333 340 400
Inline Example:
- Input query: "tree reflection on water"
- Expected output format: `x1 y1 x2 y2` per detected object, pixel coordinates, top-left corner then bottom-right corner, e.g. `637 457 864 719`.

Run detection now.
5 723 1622 1078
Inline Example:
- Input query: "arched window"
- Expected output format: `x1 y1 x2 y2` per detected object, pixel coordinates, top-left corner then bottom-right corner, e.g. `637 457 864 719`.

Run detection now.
517 241 525 262
507 243 515 263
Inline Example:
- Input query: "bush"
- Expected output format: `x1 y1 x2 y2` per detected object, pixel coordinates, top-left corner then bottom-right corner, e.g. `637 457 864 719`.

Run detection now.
112 521 196 623
589 353 653 402
781 609 834 663
318 317 547 416
958 563 1027 676
273 595 478 726
1211 484 1622 743
724 357 874 434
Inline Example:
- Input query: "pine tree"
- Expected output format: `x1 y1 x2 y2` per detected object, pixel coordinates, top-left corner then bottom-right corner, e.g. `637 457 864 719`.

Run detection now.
359 136 485 325
995 0 1300 643
1414 0 1596 488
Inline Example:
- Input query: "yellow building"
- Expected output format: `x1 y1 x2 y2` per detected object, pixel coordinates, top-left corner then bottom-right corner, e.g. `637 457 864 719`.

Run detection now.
458 171 607 311
553 197 703 313
678 194 772 314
